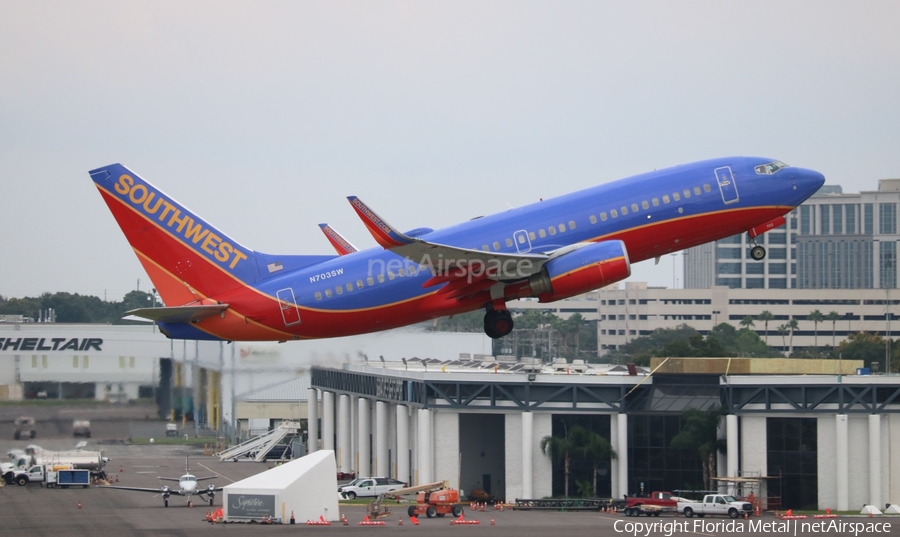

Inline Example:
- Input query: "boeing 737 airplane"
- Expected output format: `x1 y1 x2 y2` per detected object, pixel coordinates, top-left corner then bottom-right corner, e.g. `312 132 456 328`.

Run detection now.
90 157 824 341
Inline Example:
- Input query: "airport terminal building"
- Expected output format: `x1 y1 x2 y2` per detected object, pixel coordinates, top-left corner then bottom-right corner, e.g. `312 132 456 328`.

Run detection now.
307 357 900 511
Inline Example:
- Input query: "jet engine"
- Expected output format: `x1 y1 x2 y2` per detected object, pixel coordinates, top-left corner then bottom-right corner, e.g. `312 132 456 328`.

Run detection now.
521 240 631 302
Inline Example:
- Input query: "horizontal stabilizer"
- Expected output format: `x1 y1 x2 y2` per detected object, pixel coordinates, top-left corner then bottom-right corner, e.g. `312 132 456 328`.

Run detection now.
124 305 229 323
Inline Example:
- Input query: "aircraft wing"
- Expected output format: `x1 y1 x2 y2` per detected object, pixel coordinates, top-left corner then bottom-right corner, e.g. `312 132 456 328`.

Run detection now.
124 304 229 323
347 196 548 282
157 477 180 482
196 475 219 482
103 485 180 494
318 224 358 256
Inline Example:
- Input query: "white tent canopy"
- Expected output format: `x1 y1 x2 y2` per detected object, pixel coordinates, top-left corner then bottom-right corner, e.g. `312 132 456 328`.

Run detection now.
223 450 339 523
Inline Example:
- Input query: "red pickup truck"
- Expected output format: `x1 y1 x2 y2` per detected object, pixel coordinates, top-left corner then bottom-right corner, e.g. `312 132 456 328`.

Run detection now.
623 491 678 517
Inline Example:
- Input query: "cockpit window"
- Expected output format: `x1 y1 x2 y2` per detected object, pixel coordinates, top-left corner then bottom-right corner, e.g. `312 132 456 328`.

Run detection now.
755 161 788 175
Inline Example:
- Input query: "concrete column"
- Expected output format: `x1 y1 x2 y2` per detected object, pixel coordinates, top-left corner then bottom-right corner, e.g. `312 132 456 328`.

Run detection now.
417 408 433 484
717 420 727 493
307 388 319 453
351 395 358 475
375 401 389 477
869 414 882 508
396 404 410 484
610 414 619 499
522 412 533 499
835 414 849 511
338 394 351 472
726 414 739 479
323 391 335 451
617 413 628 496
358 398 371 477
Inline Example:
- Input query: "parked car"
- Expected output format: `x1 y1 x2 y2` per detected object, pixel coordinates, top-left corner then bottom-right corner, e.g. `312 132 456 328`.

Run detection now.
73 420 91 438
14 417 35 440
338 477 406 499
336 470 356 480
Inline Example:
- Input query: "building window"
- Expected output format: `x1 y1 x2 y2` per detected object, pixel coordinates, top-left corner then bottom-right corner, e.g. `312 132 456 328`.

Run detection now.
769 263 787 274
820 205 830 235
769 278 787 288
846 204 856 234
718 262 741 274
880 203 897 234
747 278 764 288
833 205 843 234
800 205 811 235
767 418 817 510
865 203 874 234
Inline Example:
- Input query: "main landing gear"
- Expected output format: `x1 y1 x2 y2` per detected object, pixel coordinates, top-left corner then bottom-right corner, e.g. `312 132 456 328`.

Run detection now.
484 308 514 339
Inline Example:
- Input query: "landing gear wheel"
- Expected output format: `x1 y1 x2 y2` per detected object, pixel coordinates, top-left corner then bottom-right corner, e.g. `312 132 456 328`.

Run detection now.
750 245 766 260
164 499 169 507
484 309 514 339
209 497 214 506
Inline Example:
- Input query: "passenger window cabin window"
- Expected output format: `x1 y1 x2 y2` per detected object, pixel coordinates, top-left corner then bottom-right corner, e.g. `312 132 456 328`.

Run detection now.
538 229 546 238
694 186 701 195
549 226 557 235
388 271 396 280
529 231 536 240
600 212 608 221
611 209 618 218
367 277 375 286
558 224 565 233
642 200 649 210
683 189 691 198
703 183 712 192
398 268 406 277
589 215 597 224
631 203 638 212
336 286 343 295
673 192 681 201
493 241 501 250
568 220 576 230
482 245 490 252
315 291 323 300
517 234 526 244
325 288 333 298
621 206 628 215
506 238 513 247
663 195 670 204
346 282 353 292
377 274 385 284
652 198 659 206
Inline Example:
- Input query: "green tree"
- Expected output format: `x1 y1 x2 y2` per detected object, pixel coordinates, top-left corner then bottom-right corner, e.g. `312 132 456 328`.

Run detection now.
739 316 755 330
541 423 585 498
671 407 724 491
777 324 789 353
757 310 775 346
836 331 887 370
572 427 616 496
825 311 842 349
808 310 825 352
787 318 799 354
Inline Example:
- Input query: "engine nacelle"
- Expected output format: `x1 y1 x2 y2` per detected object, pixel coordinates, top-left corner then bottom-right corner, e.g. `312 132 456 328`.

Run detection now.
525 240 631 302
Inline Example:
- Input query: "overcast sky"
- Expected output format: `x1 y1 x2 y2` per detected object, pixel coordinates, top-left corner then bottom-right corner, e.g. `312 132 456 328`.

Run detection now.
2 1 899 302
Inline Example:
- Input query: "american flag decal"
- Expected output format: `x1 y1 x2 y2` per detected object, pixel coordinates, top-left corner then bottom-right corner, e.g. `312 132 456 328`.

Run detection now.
267 262 284 273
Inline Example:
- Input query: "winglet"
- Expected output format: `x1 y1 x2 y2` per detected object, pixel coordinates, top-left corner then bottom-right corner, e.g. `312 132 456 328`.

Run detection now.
318 224 358 256
347 196 415 249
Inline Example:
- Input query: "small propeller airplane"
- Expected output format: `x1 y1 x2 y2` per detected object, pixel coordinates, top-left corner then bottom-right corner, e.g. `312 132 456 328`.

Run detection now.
104 457 222 507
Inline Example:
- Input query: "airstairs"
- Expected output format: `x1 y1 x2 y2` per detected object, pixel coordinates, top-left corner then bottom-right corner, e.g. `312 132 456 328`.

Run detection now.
217 421 301 462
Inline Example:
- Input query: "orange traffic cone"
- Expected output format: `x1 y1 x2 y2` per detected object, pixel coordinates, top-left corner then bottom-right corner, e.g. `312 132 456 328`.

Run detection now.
115 474 119 483
188 500 193 508
399 518 403 525
411 515 419 525
342 514 349 525
290 510 295 524
786 509 792 516
491 517 495 525
870 511 874 518
119 465 124 473
77 501 82 510
826 508 831 515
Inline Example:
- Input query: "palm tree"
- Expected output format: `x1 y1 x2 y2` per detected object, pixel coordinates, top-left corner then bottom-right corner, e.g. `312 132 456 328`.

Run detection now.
808 310 824 352
573 428 616 496
758 311 775 346
788 318 799 355
825 311 842 348
671 407 724 491
740 316 755 330
541 423 582 497
778 324 789 354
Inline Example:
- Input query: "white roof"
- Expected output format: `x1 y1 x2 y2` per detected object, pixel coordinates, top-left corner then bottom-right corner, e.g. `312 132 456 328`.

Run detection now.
225 450 334 490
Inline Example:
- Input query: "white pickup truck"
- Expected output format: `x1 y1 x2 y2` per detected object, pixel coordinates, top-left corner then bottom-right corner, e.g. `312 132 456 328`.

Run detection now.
677 494 752 519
